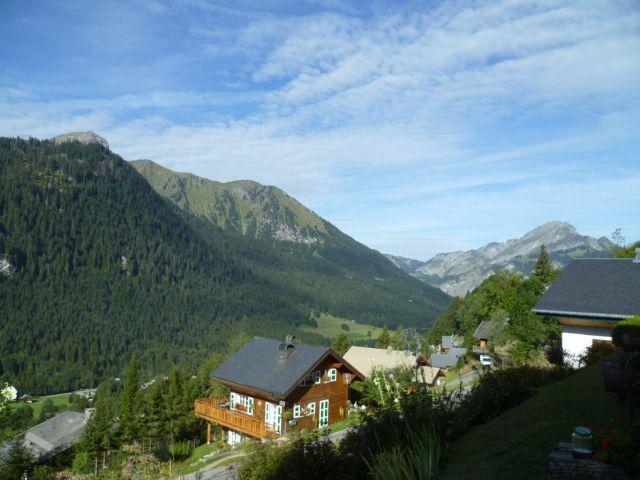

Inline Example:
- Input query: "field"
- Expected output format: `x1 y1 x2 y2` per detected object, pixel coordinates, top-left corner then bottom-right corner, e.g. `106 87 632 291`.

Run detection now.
440 364 619 480
300 313 383 342
9 392 72 418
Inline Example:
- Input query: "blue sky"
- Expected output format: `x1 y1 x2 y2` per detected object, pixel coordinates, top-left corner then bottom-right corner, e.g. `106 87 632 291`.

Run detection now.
1 0 639 260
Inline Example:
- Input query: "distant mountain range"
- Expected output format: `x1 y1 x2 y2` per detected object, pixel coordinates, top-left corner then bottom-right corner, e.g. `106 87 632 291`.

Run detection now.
386 221 613 297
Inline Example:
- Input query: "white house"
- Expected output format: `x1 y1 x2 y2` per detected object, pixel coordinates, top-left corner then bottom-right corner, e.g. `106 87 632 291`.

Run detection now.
532 250 640 365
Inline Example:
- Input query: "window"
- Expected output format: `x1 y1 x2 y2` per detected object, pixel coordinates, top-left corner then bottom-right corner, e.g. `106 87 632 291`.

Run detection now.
230 392 254 415
325 368 337 382
293 404 302 418
314 370 321 384
306 402 316 416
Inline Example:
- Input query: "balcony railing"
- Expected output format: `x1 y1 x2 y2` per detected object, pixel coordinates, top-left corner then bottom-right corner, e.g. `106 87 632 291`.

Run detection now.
472 345 489 354
195 397 274 439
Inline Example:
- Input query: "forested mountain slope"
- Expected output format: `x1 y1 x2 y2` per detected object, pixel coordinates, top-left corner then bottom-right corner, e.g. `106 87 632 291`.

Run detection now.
0 138 307 393
132 159 451 328
0 137 449 393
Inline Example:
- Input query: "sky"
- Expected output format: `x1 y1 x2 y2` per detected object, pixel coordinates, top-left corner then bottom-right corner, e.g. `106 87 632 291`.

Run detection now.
1 0 639 260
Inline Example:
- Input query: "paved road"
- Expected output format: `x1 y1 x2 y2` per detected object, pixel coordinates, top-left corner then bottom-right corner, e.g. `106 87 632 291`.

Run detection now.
445 369 480 389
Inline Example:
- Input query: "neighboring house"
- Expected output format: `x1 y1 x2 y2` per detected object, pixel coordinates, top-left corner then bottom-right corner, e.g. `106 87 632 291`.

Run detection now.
441 335 461 352
19 394 34 403
429 347 467 369
472 319 507 354
533 253 640 364
1 410 91 464
343 346 443 387
194 336 365 445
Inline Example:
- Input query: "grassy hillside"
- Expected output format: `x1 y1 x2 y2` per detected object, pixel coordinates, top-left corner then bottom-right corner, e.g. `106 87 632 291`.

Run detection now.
300 313 383 342
132 159 451 330
440 365 618 479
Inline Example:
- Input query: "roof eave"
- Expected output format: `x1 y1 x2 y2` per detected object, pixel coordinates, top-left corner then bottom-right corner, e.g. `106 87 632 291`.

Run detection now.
532 308 633 320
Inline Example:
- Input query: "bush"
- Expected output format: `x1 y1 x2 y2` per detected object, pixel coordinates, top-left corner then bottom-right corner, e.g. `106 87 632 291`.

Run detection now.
612 316 640 347
72 451 93 474
169 441 192 462
580 342 615 367
341 323 350 331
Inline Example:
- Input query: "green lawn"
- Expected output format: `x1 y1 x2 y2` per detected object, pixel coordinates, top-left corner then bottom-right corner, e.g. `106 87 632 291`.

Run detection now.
440 365 619 480
300 313 383 341
8 392 72 418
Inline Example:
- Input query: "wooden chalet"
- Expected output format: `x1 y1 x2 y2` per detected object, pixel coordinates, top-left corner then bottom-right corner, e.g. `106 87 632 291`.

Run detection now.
195 336 365 444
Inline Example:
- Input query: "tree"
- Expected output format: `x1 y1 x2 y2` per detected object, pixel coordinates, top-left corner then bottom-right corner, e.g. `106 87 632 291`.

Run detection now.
0 438 33 480
531 245 559 285
332 333 350 356
390 325 405 350
376 327 391 349
119 358 142 442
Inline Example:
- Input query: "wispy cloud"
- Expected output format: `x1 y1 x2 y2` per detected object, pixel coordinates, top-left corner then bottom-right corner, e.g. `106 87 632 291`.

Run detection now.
0 0 638 258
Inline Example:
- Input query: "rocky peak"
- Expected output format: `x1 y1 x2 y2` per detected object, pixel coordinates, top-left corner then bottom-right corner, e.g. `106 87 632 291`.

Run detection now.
51 131 109 149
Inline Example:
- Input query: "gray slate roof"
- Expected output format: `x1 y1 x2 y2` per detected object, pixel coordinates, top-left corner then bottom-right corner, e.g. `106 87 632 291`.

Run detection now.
212 337 331 399
429 347 467 368
533 259 640 319
473 319 506 340
441 335 460 349
1 410 90 463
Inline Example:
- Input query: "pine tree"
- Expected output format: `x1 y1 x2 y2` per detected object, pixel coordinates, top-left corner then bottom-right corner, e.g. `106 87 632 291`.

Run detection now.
331 333 350 355
119 358 142 442
376 326 391 349
0 437 34 479
532 245 559 285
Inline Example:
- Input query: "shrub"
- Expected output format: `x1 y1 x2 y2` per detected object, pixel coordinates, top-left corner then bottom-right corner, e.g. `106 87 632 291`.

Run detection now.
612 316 640 347
72 451 93 474
168 441 192 461
580 342 615 367
366 428 441 480
341 323 350 331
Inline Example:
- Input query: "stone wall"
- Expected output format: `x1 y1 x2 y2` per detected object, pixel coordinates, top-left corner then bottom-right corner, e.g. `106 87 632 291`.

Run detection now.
547 443 628 480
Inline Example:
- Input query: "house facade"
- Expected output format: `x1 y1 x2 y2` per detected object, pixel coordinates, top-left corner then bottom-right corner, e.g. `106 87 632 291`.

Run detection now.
194 336 364 444
533 253 640 364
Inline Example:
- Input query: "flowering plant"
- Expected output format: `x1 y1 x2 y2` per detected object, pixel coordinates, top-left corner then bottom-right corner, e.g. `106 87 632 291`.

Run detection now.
1 382 17 411
371 368 405 412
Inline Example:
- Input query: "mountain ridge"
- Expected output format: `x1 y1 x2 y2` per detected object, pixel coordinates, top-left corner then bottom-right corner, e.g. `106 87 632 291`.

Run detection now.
386 221 613 297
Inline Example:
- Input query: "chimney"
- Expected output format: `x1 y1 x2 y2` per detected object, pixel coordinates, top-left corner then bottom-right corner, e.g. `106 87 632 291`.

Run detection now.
278 335 296 360
635 248 640 263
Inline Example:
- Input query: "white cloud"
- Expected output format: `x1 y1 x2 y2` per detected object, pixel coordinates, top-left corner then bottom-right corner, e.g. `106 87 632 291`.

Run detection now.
1 0 639 258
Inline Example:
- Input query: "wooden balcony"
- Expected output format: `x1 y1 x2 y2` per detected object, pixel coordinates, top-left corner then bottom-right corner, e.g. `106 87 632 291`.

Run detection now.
472 345 489 354
194 397 275 440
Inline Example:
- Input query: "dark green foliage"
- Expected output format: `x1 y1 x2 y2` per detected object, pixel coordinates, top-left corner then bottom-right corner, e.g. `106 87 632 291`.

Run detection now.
0 437 34 480
0 404 33 441
580 341 616 367
612 316 640 347
331 333 350 356
531 245 560 285
119 358 142 442
376 326 391 348
0 137 449 394
37 398 59 423
72 451 93 474
428 270 561 362
340 323 350 331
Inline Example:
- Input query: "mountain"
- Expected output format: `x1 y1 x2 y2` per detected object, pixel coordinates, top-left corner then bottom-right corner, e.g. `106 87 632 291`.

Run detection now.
131 160 326 245
131 158 450 327
387 221 613 297
0 136 450 393
51 131 109 148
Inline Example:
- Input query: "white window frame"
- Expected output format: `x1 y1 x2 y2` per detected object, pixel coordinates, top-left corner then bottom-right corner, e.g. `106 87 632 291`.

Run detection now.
325 368 337 383
230 392 254 415
306 402 316 416
293 404 302 418
314 370 321 384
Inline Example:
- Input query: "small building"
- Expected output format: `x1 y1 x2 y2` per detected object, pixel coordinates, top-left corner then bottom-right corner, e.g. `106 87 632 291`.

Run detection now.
429 347 467 369
472 319 507 354
194 336 365 444
440 335 461 353
533 254 640 364
343 346 443 387
1 410 92 464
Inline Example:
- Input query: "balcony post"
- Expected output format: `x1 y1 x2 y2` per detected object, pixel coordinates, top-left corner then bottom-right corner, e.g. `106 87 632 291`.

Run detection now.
207 422 211 444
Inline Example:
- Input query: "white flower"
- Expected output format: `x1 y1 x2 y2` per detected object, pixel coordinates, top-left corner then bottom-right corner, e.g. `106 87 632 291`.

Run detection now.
1 384 17 401
394 398 399 403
